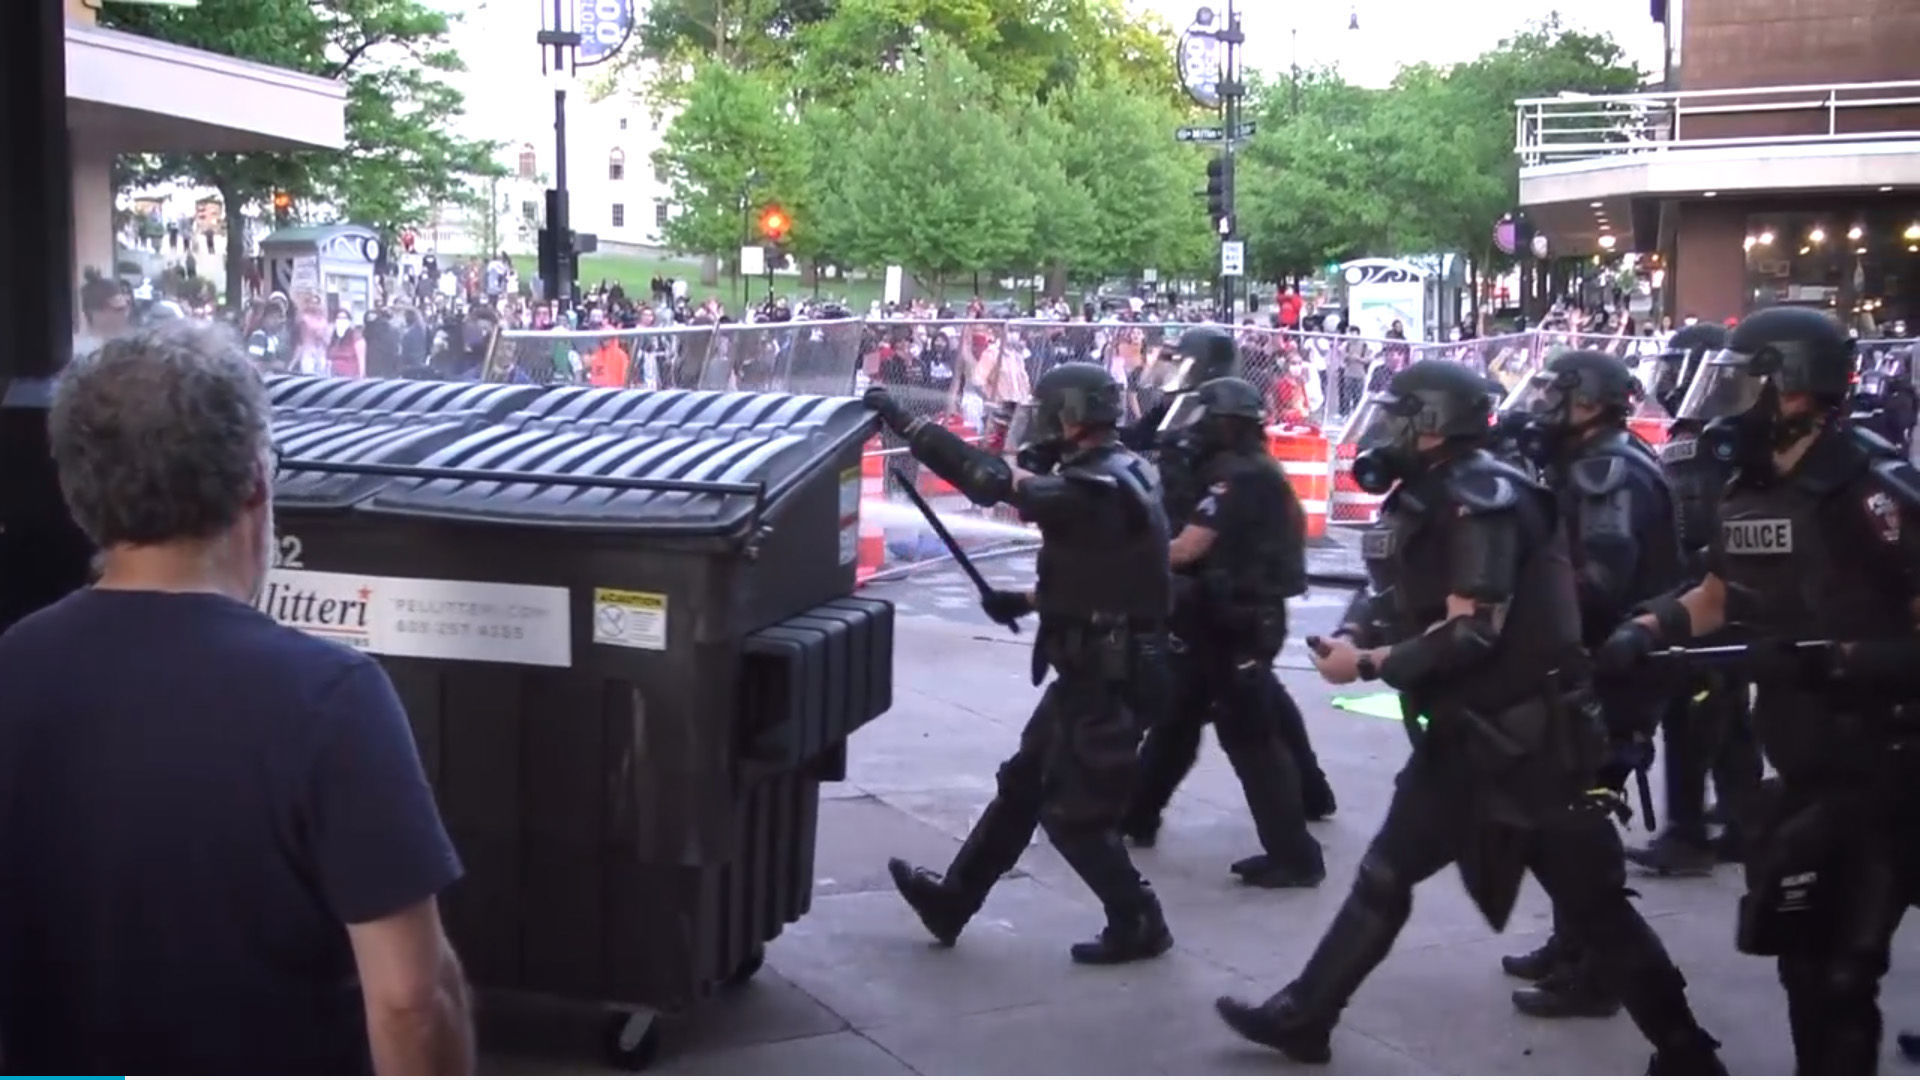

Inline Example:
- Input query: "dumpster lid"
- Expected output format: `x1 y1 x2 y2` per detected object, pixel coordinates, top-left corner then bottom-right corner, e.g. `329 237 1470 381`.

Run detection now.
311 391 875 537
268 375 544 420
273 412 491 510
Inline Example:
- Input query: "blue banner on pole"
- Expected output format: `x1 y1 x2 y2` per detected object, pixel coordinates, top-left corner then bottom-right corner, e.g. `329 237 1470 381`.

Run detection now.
574 0 631 66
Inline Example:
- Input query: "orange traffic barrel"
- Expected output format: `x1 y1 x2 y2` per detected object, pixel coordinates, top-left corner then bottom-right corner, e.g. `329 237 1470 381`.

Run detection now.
856 436 887 584
1268 426 1329 540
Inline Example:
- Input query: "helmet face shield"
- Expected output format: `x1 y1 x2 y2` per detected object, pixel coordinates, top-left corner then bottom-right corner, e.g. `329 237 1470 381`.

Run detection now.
1677 349 1768 422
1354 392 1423 453
1004 401 1047 449
1158 355 1199 393
1155 391 1206 436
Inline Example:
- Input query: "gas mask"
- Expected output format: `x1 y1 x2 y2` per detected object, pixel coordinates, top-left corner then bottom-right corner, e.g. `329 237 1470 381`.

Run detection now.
1005 401 1065 473
1350 401 1426 496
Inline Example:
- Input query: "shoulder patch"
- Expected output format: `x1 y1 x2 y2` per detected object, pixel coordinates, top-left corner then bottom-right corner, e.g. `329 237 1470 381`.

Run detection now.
1448 471 1520 514
1569 454 1631 497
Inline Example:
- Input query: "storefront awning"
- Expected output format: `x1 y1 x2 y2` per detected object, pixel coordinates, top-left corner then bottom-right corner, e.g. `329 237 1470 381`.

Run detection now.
65 23 346 153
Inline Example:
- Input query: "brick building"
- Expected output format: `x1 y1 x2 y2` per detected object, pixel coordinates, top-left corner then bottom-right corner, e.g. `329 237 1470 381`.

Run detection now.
1516 0 1920 331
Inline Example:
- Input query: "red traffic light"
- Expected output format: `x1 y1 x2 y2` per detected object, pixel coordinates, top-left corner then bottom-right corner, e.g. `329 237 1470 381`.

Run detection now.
272 191 292 212
758 207 790 241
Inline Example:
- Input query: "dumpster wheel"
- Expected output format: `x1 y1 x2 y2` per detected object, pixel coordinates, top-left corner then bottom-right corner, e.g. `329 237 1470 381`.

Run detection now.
723 944 767 989
602 1010 661 1072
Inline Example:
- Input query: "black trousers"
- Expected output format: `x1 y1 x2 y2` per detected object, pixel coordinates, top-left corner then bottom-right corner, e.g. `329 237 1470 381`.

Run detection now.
1753 778 1909 1074
1128 641 1323 863
1662 673 1762 840
945 656 1157 922
1281 742 1704 1052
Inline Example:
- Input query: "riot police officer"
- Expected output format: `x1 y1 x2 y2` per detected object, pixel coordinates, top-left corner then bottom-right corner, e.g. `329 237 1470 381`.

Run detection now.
1629 330 1764 877
1119 376 1326 887
1648 323 1729 416
1215 361 1725 1074
864 363 1177 964
1598 306 1920 1074
1121 324 1241 530
1493 350 1686 1019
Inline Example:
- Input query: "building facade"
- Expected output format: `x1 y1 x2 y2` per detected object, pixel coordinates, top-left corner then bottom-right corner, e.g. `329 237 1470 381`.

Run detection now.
1517 0 1920 332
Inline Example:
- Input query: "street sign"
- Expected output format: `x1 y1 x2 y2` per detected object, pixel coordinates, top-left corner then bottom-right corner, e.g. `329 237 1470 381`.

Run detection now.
1175 123 1257 143
1221 240 1245 276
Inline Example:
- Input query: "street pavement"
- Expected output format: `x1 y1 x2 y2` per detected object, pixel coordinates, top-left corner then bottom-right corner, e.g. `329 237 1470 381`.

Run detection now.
492 554 1920 1075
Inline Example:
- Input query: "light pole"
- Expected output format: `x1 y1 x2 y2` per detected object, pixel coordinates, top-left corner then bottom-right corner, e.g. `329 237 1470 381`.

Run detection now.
1179 3 1242 320
536 0 632 311
738 168 761 312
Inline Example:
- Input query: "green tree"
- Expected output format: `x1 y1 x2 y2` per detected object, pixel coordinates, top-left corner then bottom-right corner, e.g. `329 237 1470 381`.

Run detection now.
103 0 499 310
818 38 1034 296
1052 78 1211 280
652 63 811 267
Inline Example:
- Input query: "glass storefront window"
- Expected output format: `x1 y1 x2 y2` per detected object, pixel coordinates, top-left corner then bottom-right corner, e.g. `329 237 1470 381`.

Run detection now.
1745 206 1920 337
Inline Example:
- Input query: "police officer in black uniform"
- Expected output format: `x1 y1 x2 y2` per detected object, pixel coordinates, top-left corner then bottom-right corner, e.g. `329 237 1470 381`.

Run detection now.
1598 306 1920 1074
1120 325 1240 530
1119 377 1326 887
1493 350 1686 1019
1215 360 1725 1074
1629 324 1764 877
864 363 1177 964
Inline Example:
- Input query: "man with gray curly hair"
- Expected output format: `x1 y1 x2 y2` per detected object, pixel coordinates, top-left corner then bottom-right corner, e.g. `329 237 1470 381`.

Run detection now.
0 321 474 1075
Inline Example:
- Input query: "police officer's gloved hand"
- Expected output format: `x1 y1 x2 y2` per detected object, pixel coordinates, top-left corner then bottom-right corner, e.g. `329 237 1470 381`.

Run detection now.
862 387 913 436
980 588 1033 625
1595 621 1658 674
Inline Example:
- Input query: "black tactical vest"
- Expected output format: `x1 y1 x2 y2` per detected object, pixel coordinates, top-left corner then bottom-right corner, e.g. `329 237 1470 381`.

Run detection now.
1660 433 1732 575
1361 450 1585 716
1716 437 1910 644
1034 444 1173 621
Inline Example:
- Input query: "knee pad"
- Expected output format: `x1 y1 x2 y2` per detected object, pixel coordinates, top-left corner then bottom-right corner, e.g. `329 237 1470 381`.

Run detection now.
1821 954 1887 1008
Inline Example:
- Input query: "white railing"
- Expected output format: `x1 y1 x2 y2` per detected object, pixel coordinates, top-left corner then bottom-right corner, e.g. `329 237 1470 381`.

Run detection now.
1515 79 1920 167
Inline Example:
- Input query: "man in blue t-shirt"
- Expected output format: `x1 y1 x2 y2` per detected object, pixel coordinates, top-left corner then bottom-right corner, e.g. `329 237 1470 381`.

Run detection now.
0 321 473 1074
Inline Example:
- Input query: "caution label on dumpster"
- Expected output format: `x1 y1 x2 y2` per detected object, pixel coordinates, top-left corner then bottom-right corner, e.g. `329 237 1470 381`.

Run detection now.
839 465 861 519
258 569 572 667
592 588 668 651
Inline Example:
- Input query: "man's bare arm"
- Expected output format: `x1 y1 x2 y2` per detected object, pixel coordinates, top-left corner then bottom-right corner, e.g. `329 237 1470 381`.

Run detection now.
1632 574 1728 641
348 897 475 1075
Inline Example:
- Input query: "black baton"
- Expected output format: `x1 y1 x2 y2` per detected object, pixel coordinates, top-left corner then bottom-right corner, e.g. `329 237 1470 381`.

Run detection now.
889 467 1022 634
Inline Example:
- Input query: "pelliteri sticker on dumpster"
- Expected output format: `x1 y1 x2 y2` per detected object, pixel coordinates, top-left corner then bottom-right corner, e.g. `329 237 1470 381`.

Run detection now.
592 588 668 651
258 569 572 667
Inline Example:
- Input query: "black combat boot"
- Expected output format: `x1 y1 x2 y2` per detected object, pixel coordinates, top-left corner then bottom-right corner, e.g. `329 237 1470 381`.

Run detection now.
1645 1029 1727 1075
1216 872 1407 1065
887 858 973 947
1624 829 1715 876
1500 933 1570 980
1229 852 1326 889
1068 894 1174 965
1511 963 1623 1019
1897 1030 1920 1061
1216 986 1336 1065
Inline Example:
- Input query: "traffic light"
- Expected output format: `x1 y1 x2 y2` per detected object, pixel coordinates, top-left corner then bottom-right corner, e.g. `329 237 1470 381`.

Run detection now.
271 190 292 226
758 206 790 243
1204 158 1228 225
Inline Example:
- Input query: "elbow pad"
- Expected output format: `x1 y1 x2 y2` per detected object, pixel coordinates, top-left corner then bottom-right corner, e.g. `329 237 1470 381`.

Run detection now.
909 422 1012 507
1377 607 1501 690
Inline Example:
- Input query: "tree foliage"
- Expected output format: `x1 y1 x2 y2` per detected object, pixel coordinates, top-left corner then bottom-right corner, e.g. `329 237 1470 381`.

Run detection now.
643 7 1642 295
102 0 500 305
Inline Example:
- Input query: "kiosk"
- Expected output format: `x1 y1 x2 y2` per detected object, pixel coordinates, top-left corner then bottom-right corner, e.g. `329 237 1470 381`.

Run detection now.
260 224 382 321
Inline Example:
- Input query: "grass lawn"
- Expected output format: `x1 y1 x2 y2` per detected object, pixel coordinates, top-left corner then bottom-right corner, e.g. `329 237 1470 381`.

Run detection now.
575 251 1034 312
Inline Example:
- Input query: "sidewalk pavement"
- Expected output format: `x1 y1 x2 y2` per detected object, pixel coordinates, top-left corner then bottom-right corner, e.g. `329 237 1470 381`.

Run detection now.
492 588 1920 1076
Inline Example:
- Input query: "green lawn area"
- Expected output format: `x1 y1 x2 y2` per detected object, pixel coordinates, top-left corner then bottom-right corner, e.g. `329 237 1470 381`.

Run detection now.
575 251 1033 312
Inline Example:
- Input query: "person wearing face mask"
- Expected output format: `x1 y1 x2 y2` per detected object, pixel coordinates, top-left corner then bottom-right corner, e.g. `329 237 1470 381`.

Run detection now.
1216 360 1725 1075
325 309 365 379
0 322 472 1073
1596 305 1920 1075
864 364 1177 965
1488 350 1685 1020
1119 376 1325 889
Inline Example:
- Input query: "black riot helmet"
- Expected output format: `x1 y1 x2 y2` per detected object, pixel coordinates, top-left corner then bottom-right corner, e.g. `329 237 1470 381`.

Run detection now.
1350 361 1494 494
1509 349 1640 429
1644 323 1726 413
1158 325 1240 393
1681 306 1855 467
1160 375 1267 453
1005 361 1124 453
